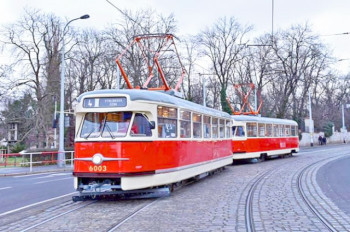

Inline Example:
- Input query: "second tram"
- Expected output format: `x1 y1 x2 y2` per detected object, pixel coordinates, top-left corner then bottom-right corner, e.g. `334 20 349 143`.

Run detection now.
231 115 299 161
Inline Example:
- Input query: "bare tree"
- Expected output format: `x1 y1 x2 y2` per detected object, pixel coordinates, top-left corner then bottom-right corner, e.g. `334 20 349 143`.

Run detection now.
198 17 252 113
0 8 65 148
105 8 178 89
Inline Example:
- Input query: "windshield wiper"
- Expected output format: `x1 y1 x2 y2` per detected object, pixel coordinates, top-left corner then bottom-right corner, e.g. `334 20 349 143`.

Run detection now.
102 122 115 139
84 128 97 139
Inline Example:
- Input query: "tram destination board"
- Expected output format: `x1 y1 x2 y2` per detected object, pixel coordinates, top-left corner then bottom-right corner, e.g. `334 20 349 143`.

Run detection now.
83 97 127 108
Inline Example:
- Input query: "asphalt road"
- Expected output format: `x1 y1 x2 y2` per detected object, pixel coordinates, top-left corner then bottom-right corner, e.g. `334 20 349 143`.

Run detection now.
317 154 350 215
0 172 75 215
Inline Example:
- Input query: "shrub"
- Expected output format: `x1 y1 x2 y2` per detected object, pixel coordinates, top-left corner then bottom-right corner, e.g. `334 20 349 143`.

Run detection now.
323 122 334 138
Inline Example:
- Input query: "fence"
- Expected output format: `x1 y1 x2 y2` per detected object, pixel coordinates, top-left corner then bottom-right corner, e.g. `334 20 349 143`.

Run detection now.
0 151 74 172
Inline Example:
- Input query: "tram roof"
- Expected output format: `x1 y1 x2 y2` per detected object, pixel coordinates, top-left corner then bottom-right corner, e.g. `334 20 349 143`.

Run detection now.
232 115 298 126
77 89 230 118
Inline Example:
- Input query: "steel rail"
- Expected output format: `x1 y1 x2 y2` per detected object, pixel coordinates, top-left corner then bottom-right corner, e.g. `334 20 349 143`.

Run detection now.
107 199 159 231
245 169 272 232
19 201 96 232
297 159 338 232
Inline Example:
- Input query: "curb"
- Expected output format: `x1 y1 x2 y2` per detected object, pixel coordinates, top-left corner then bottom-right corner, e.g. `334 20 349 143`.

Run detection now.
0 168 73 177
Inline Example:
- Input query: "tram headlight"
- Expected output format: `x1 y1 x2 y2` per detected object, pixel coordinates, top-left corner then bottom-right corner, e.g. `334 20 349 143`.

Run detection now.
92 153 103 165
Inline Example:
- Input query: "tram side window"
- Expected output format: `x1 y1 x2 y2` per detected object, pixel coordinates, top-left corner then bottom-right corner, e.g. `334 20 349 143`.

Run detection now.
225 120 231 138
247 122 257 137
193 113 202 138
291 125 297 136
273 124 279 137
212 118 218 138
266 124 273 137
219 119 225 138
285 125 291 137
233 126 245 137
258 123 266 137
279 125 285 137
180 110 191 138
203 116 211 138
157 106 177 138
130 113 152 137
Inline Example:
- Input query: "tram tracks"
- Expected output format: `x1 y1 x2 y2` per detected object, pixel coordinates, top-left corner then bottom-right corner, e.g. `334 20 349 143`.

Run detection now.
296 155 350 232
18 201 96 232
244 153 350 232
245 168 272 232
107 199 159 231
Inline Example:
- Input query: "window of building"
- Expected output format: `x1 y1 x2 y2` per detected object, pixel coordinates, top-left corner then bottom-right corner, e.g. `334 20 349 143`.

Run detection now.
158 106 177 138
266 124 273 137
212 118 218 138
247 122 257 137
219 119 225 138
180 110 191 138
203 116 211 138
258 123 266 137
9 123 16 130
192 113 202 138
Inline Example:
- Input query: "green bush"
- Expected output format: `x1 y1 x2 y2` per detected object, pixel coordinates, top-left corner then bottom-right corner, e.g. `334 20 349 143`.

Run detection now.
323 122 334 138
10 143 26 153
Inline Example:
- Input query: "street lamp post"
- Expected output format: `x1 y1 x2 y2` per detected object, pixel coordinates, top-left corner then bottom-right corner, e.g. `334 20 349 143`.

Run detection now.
308 91 314 147
58 14 90 168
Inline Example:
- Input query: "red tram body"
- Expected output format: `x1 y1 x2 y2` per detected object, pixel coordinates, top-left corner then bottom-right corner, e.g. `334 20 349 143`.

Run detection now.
231 115 299 160
73 89 232 195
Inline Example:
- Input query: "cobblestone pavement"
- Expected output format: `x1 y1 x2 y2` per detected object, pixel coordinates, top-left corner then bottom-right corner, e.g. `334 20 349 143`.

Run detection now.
1 145 350 232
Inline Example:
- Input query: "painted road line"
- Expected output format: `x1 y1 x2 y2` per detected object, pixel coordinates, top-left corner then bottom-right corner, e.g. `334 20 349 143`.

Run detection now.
34 177 73 184
33 173 72 179
0 192 76 217
51 173 72 176
0 187 12 191
12 172 58 178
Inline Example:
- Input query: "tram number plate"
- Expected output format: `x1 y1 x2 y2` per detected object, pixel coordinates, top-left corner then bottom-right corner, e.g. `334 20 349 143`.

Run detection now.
89 165 107 172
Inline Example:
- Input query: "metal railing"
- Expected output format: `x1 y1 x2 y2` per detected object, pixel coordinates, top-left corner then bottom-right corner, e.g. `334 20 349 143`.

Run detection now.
0 151 74 172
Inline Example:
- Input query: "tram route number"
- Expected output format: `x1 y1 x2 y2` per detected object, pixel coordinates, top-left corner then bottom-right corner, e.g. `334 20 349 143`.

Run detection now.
89 165 107 172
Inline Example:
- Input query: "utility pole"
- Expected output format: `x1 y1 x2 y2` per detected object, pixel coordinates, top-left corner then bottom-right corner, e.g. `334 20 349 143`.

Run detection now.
58 14 89 167
308 91 314 147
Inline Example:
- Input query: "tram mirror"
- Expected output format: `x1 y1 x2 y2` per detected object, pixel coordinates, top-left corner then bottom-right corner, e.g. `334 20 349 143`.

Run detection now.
149 121 156 129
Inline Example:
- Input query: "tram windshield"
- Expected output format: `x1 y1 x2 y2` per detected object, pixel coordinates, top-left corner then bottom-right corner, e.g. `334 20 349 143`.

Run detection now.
80 112 132 139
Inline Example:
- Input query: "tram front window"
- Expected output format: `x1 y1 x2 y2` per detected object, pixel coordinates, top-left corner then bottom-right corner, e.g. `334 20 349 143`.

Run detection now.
80 112 132 138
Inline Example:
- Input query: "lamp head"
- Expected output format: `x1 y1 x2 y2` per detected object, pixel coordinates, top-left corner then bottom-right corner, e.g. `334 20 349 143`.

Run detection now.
80 14 90 19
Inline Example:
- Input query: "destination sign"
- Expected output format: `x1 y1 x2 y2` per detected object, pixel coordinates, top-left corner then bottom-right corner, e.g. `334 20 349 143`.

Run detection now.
83 97 127 108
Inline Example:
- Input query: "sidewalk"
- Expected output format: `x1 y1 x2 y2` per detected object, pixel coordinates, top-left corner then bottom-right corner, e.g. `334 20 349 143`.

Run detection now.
0 165 73 177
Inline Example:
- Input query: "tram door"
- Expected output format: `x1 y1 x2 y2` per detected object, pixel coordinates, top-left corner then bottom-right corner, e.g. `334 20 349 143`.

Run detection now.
232 122 247 153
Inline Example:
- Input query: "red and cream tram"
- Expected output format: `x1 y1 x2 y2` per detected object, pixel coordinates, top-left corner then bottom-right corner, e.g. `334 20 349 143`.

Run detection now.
73 89 233 198
231 115 299 161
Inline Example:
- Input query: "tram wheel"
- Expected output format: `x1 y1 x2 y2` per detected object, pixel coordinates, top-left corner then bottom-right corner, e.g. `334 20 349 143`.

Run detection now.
259 154 267 162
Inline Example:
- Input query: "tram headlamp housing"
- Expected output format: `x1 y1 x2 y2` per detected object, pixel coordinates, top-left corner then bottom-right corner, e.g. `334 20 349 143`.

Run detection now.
92 153 103 165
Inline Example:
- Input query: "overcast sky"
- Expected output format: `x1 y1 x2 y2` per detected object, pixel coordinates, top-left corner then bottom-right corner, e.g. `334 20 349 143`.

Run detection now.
1 0 350 73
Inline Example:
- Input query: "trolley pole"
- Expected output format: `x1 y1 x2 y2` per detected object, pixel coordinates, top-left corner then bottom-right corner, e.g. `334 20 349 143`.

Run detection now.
116 64 120 89
308 91 314 147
